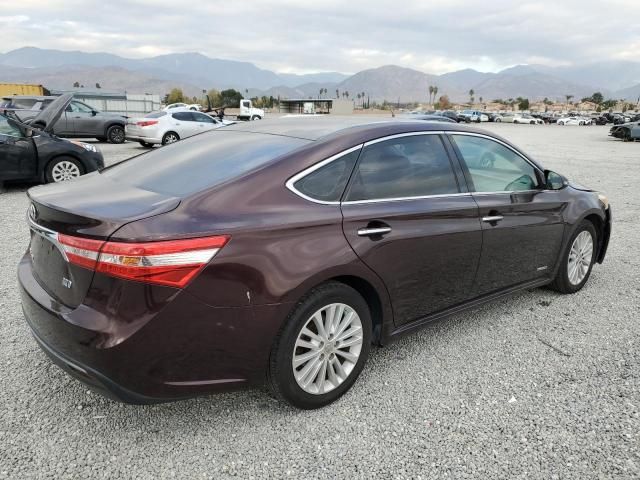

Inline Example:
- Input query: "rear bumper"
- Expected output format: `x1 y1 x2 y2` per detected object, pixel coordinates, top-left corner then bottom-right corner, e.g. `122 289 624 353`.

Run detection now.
124 132 161 144
18 254 291 403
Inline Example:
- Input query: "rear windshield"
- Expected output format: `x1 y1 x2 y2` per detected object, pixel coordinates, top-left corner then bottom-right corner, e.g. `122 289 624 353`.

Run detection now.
145 111 167 118
101 130 309 196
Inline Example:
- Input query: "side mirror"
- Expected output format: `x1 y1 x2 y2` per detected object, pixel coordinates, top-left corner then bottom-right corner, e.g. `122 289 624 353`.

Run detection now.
544 170 567 190
91 110 98 116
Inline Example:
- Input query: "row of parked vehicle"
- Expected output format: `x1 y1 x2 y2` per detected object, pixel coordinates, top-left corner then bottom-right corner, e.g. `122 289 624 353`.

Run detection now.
409 109 639 126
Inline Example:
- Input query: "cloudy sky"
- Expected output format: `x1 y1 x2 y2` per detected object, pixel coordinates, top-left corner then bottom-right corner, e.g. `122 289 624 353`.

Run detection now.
1 0 638 74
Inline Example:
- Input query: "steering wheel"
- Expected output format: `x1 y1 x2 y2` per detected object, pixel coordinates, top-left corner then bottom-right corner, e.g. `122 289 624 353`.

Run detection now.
479 152 495 168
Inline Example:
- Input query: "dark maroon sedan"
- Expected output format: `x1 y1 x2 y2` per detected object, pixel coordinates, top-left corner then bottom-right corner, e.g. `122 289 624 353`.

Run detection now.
19 118 611 409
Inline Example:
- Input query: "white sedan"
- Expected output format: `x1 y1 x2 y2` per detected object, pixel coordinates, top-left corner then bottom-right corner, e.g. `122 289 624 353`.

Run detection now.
163 103 202 111
125 110 224 147
557 116 588 126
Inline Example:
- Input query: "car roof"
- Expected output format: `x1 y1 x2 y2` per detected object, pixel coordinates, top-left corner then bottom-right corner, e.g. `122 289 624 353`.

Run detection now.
222 116 485 141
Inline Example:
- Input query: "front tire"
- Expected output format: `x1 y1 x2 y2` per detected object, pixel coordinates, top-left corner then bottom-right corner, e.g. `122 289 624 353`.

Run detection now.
106 125 125 144
251 115 261 121
549 220 597 294
45 157 84 183
268 282 372 409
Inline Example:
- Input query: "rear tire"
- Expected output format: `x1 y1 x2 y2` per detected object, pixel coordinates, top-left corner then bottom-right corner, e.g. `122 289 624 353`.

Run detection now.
45 157 84 183
268 282 372 409
548 220 597 294
106 125 125 144
161 131 180 145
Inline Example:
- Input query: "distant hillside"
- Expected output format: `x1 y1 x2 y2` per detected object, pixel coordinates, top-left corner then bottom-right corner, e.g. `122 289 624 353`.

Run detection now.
2 47 640 103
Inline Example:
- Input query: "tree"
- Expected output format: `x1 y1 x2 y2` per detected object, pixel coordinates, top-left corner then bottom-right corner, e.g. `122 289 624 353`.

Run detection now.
565 94 574 107
336 88 340 99
428 85 434 105
516 97 530 111
166 88 185 104
219 88 244 106
344 91 349 99
433 86 438 105
591 92 604 105
469 89 475 105
205 88 222 107
507 98 516 110
435 95 451 110
479 96 483 105
73 81 80 88
95 83 101 89
601 99 617 110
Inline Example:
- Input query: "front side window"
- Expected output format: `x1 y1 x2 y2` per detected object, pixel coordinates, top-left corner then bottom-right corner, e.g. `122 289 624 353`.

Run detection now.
293 149 360 202
68 101 94 113
451 135 539 192
345 134 459 201
193 113 214 123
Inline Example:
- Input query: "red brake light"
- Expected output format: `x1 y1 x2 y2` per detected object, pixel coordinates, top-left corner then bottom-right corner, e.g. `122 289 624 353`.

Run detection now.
57 234 230 288
136 120 159 127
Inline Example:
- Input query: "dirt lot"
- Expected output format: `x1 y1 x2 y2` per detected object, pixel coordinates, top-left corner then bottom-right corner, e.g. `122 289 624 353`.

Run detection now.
0 123 638 479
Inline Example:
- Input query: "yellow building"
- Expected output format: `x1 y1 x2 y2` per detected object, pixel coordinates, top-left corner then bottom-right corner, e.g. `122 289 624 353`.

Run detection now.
0 83 47 97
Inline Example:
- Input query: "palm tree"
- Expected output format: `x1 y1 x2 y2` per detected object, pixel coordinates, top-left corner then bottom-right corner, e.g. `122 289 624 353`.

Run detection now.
433 86 439 105
336 89 340 99
565 94 574 108
428 85 434 105
469 89 475 105
345 91 349 100
479 96 483 105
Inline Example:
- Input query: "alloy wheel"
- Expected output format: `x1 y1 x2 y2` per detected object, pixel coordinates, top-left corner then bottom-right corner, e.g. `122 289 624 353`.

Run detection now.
51 160 81 182
568 230 593 285
164 133 179 144
292 303 363 395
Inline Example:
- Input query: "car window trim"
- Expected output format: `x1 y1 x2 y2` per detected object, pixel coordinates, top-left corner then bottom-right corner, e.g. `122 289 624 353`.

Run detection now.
285 144 364 205
343 131 464 204
447 131 545 192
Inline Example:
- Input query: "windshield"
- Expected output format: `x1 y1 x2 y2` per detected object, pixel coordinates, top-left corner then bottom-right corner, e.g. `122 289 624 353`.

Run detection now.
101 130 309 196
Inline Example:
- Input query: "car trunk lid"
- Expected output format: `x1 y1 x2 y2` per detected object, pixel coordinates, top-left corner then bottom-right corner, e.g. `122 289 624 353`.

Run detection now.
26 174 180 308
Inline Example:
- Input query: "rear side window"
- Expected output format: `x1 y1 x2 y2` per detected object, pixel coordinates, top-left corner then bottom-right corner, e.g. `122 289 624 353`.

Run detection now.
293 149 360 202
101 131 309 196
171 112 193 121
345 134 459 201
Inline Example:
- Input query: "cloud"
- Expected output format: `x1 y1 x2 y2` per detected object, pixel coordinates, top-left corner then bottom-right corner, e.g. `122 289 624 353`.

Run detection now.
0 0 638 74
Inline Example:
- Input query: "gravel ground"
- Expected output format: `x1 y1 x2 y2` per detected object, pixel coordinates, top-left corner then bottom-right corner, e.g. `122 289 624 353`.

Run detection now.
0 124 638 479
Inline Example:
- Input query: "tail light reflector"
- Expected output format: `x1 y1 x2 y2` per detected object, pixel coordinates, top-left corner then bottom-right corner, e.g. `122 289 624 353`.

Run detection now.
136 120 159 127
57 234 230 288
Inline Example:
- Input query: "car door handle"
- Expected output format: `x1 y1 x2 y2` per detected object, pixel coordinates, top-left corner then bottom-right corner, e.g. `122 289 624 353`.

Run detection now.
357 227 392 236
482 215 504 223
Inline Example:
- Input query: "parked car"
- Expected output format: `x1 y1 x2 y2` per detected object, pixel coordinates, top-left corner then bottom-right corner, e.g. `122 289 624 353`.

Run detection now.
2 95 126 143
609 121 640 141
518 114 544 125
19 118 611 409
498 113 515 123
557 116 587 126
441 110 470 123
0 94 103 183
487 113 503 122
125 109 224 147
460 110 489 123
163 103 201 111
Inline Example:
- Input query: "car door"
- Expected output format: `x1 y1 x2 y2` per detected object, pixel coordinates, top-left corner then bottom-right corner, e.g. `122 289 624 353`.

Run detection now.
170 112 199 138
192 112 220 133
67 101 100 136
54 103 76 136
448 133 566 295
0 116 36 180
341 133 482 326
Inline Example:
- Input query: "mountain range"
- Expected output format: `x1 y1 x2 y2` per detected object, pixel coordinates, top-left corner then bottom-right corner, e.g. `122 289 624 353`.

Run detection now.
1 47 639 103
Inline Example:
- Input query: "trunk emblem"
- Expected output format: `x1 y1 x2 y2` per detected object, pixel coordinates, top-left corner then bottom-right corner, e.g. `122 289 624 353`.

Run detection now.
62 277 73 289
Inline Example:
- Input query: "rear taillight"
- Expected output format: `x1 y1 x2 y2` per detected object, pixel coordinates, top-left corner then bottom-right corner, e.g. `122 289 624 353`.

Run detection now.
57 234 230 288
136 120 159 127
